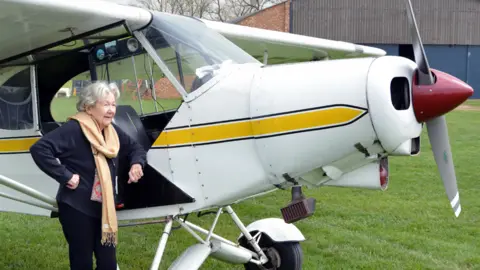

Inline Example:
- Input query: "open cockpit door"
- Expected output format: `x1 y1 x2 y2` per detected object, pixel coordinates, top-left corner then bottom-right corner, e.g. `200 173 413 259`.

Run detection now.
43 29 197 212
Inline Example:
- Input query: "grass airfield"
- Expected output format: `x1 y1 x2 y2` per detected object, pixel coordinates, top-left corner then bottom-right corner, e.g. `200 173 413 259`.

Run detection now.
1 100 479 270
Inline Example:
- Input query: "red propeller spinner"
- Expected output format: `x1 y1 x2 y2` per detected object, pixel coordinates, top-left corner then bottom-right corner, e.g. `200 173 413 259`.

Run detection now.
412 69 473 123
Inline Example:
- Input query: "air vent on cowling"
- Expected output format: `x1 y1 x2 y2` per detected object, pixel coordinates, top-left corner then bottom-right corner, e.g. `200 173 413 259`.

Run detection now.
390 77 410 111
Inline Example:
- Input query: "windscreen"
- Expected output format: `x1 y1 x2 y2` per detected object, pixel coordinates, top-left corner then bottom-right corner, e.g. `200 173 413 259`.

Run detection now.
141 12 259 93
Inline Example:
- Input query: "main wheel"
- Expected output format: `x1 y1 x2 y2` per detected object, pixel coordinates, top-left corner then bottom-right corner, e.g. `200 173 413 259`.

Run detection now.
243 241 303 270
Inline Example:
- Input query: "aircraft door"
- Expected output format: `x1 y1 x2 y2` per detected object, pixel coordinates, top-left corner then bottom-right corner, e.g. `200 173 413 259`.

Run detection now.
160 103 205 208
93 50 196 210
127 35 208 212
45 46 196 211
120 53 198 210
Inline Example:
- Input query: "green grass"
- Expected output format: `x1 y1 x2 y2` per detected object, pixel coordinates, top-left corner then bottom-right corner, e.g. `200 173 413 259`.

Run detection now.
1 104 480 269
464 99 480 107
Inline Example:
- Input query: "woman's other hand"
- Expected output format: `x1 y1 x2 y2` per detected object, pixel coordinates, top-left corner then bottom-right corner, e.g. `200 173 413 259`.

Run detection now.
67 174 80 189
128 164 143 184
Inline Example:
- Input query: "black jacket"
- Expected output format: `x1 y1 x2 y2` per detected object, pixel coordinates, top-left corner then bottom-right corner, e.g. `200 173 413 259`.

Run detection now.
30 119 147 219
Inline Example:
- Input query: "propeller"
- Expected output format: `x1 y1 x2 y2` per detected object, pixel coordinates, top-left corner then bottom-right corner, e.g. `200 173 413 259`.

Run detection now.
401 0 473 217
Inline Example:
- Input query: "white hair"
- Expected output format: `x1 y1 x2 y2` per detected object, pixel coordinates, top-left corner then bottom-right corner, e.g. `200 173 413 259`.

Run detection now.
76 81 120 112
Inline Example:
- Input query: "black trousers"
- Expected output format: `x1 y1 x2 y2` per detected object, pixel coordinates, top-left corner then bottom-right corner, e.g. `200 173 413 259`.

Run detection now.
58 203 117 270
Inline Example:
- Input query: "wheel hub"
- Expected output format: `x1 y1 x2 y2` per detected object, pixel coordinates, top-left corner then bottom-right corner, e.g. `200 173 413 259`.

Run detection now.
266 247 281 268
259 247 281 270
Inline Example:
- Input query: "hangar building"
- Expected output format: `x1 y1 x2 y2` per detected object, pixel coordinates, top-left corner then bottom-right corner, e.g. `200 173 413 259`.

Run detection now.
233 0 480 98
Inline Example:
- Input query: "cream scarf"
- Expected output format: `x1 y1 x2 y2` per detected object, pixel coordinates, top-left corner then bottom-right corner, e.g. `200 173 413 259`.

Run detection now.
69 112 120 246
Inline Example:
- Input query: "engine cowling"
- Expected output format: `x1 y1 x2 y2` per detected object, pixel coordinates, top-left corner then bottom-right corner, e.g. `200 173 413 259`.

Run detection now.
366 56 423 156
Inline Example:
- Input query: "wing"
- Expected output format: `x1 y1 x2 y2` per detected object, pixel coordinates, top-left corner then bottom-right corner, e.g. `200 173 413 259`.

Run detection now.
201 20 386 65
0 0 152 64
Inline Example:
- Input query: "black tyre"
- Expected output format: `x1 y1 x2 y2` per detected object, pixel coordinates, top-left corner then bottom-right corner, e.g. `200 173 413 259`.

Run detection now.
243 241 303 270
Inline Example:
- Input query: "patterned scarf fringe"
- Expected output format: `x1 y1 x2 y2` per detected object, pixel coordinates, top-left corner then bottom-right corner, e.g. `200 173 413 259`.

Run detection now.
101 231 118 247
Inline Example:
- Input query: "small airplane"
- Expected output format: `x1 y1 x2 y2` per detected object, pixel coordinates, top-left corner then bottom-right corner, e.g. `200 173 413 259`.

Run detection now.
0 0 473 269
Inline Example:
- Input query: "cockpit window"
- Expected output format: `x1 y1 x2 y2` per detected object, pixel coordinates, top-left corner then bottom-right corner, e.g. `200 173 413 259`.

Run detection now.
0 66 33 130
142 12 259 92
49 13 260 122
50 48 183 122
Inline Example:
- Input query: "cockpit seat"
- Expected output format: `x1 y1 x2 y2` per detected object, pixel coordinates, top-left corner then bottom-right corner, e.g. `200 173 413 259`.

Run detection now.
40 121 62 135
113 105 151 152
112 105 152 209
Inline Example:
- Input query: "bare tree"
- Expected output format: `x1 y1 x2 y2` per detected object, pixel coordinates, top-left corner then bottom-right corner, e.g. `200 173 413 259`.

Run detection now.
129 0 285 22
129 0 212 17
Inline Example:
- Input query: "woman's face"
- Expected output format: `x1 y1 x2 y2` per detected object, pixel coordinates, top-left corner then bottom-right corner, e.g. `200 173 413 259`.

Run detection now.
86 91 116 130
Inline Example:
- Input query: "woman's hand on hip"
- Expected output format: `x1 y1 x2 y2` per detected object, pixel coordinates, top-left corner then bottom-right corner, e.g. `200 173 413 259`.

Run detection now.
66 174 80 189
128 164 143 184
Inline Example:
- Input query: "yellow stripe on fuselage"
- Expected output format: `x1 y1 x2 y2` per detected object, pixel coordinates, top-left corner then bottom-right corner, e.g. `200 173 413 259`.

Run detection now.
251 107 364 135
153 106 367 147
0 107 367 152
154 121 253 146
0 137 39 153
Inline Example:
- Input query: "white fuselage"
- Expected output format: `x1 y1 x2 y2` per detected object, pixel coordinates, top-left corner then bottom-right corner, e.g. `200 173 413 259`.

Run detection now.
119 56 416 220
1 56 422 221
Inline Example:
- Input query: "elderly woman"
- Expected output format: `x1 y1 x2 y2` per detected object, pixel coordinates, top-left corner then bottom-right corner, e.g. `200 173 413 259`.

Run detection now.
30 81 147 270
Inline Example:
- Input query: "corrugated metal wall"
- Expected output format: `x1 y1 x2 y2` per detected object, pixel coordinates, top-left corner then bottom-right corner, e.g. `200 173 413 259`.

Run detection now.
291 0 480 45
363 44 480 98
424 45 468 82
424 45 480 98
289 0 480 98
466 46 480 98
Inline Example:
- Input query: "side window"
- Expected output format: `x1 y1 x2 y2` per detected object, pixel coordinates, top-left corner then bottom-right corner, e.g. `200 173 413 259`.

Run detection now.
50 52 183 122
155 44 212 93
0 66 33 130
94 54 182 116
175 44 212 93
50 79 81 122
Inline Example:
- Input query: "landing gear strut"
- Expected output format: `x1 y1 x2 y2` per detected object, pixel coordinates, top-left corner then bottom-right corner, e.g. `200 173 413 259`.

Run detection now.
121 205 306 270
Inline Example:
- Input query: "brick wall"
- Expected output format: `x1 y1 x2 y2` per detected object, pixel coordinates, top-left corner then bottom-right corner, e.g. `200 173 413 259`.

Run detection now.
237 1 290 32
125 77 191 100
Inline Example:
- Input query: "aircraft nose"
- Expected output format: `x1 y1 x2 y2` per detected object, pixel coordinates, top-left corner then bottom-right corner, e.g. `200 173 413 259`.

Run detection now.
412 69 474 123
